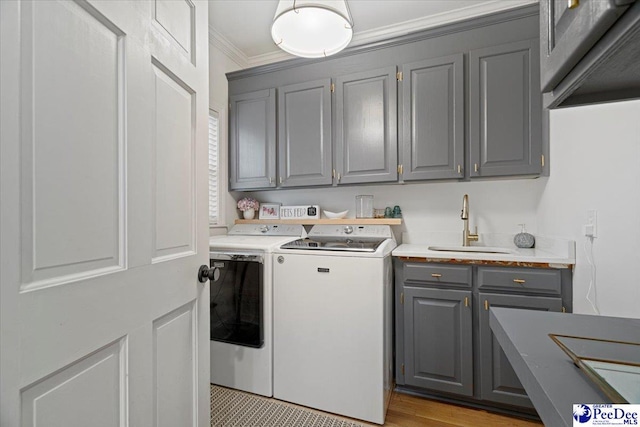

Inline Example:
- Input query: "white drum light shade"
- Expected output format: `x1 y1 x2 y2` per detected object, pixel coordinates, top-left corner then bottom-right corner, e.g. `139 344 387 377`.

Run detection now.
271 0 354 58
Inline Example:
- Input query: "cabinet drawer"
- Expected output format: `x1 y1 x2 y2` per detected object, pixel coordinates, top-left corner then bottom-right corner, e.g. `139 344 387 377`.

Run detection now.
404 263 471 287
477 267 561 295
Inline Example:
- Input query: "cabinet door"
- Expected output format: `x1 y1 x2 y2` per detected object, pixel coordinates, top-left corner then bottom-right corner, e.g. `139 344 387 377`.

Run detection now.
403 287 473 396
335 67 398 184
229 89 276 190
540 0 632 92
400 54 464 181
478 292 562 407
278 79 332 187
469 40 542 178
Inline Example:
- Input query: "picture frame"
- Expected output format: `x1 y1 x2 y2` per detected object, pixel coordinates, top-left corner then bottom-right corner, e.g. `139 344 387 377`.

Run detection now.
259 203 281 219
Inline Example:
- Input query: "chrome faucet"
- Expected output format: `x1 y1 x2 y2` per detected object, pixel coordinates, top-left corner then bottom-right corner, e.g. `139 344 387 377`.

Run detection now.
461 194 479 246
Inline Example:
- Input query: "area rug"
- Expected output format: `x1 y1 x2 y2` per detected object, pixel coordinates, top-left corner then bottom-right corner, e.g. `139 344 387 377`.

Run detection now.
210 384 368 427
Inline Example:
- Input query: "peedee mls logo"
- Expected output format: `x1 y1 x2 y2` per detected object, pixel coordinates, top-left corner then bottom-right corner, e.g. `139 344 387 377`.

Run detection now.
574 404 640 426
575 404 593 423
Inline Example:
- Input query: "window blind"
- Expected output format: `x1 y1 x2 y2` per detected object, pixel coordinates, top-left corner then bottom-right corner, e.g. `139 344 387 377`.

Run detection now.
208 110 219 224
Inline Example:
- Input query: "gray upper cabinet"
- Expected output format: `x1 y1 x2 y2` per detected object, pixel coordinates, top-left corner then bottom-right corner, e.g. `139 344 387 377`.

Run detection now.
227 6 546 187
539 0 640 108
277 79 332 188
478 292 562 407
469 39 542 178
540 0 632 93
229 89 276 190
403 286 473 396
334 67 398 185
400 54 464 181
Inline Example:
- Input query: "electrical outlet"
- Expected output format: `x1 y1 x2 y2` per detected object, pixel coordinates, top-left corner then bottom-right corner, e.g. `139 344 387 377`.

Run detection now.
584 209 597 238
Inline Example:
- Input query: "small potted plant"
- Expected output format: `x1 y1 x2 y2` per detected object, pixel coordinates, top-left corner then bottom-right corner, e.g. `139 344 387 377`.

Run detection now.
237 197 260 220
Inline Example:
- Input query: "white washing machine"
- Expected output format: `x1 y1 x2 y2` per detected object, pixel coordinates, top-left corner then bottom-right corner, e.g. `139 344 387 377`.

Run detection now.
208 224 305 397
273 225 397 425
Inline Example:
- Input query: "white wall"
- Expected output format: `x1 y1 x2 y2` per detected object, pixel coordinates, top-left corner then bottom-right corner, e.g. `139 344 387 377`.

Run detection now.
242 179 544 240
210 42 640 319
537 99 640 318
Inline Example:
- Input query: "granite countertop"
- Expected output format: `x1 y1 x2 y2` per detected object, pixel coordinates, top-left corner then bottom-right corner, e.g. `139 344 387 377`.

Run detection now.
490 308 640 427
392 232 575 268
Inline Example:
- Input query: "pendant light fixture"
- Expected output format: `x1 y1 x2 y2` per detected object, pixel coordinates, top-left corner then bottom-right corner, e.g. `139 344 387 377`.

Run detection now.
271 0 354 58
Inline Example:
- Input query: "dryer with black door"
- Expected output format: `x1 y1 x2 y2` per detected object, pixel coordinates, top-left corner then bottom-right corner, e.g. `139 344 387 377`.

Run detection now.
209 224 305 397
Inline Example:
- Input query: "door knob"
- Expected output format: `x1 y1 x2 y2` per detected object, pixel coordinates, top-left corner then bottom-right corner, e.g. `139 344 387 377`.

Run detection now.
198 265 217 283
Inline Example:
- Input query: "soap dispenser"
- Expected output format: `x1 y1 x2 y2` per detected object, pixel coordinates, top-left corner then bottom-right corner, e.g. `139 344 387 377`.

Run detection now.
514 224 535 248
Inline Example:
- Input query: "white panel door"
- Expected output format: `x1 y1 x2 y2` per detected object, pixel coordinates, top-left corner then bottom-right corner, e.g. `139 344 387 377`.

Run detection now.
0 1 210 426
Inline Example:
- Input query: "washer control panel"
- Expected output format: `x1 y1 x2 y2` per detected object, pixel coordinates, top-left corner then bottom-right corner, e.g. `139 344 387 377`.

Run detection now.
228 224 306 236
308 225 394 239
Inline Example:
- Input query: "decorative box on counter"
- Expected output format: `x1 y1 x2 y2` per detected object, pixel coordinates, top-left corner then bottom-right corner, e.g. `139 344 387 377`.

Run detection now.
280 205 320 219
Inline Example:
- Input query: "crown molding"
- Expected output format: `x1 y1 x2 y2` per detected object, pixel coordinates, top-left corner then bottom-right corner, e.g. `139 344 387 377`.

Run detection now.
247 50 294 68
350 0 538 47
208 25 249 69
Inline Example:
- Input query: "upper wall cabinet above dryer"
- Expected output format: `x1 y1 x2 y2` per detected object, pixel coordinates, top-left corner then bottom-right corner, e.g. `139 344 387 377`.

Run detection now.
540 0 640 108
229 89 276 190
277 79 333 188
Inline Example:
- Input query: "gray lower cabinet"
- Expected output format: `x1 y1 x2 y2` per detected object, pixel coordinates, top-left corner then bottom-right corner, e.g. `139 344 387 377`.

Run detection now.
395 260 572 412
400 54 464 181
477 292 562 407
469 39 543 178
334 67 398 184
229 89 276 190
277 79 332 188
404 287 473 396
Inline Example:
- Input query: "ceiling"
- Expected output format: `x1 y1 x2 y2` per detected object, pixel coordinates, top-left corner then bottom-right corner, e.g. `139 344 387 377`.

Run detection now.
208 0 537 67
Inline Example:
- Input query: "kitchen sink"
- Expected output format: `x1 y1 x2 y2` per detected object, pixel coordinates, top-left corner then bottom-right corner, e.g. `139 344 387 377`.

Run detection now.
427 245 515 254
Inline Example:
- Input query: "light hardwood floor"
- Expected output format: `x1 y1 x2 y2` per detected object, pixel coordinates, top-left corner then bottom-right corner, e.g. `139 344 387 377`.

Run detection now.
378 391 543 427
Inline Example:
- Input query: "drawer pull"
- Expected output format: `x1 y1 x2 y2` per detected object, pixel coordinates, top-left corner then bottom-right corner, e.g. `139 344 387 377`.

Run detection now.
513 279 526 284
484 300 489 311
431 273 442 278
464 297 469 307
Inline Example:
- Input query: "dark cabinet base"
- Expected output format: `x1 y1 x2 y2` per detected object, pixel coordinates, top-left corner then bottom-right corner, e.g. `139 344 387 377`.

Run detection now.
394 259 573 416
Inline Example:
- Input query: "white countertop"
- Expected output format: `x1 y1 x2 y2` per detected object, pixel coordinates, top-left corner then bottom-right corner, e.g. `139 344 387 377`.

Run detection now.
392 232 575 267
